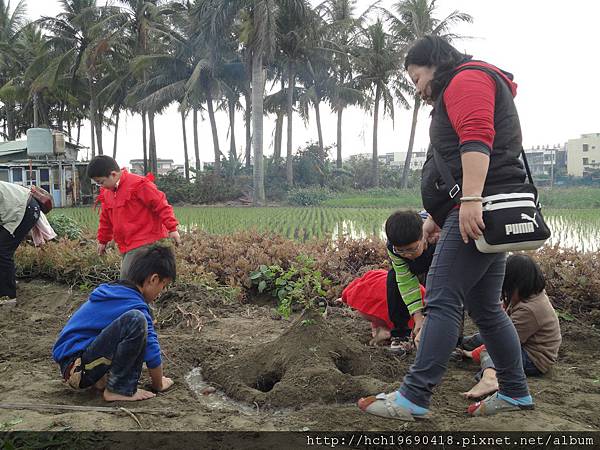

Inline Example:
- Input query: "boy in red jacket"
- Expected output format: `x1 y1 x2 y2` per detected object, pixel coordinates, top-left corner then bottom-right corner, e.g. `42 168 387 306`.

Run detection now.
88 156 181 279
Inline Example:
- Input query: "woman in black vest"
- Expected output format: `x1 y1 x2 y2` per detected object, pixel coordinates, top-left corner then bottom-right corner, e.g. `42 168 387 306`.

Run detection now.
358 36 533 419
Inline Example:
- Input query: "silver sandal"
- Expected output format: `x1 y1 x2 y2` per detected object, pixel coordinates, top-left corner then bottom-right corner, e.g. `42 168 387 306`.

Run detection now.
358 392 428 421
468 392 534 417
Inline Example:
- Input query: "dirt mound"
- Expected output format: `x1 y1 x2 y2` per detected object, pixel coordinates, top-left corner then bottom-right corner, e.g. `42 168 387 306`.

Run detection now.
204 308 399 408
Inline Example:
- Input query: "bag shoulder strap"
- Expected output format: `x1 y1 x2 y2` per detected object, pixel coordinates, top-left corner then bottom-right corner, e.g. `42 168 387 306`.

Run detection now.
433 147 536 202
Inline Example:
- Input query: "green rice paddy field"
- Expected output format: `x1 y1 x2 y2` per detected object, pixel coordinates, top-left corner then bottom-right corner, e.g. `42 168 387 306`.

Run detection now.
59 205 600 253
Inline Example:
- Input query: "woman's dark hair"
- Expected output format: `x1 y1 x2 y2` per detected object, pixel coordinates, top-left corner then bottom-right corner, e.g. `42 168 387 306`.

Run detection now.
502 254 546 305
126 244 176 286
385 210 423 246
404 35 472 101
87 155 120 178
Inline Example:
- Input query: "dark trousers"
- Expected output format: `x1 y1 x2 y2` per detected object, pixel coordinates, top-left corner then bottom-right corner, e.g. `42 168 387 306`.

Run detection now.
0 198 40 298
386 269 411 339
399 210 530 408
60 310 148 396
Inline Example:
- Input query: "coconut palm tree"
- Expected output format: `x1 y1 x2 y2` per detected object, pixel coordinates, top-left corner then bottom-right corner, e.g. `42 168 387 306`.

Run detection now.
317 0 366 168
277 0 310 186
354 19 402 187
197 0 307 204
0 0 27 140
115 0 178 172
387 0 472 188
37 0 126 156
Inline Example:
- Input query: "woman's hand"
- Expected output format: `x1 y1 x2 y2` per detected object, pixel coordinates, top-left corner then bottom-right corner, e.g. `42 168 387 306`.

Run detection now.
459 201 485 244
422 216 441 244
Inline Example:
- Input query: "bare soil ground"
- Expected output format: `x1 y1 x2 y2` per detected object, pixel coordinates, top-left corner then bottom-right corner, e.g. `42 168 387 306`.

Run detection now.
1 279 599 432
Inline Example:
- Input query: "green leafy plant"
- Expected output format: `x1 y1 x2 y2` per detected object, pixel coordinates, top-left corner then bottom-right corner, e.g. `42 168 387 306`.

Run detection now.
47 213 83 240
249 255 330 318
0 418 23 431
556 310 575 322
287 187 332 206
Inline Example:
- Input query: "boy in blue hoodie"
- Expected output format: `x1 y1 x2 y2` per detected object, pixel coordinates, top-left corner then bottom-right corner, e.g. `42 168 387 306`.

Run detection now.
52 244 175 402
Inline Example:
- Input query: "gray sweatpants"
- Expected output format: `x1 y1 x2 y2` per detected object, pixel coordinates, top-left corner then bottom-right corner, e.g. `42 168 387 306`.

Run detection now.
399 210 529 408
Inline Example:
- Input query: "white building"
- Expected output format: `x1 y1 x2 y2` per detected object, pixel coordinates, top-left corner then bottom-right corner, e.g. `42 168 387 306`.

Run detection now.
129 158 179 176
348 150 426 170
523 144 567 179
567 133 600 177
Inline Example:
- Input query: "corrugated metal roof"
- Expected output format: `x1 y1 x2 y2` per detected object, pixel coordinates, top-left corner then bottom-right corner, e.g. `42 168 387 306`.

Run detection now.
0 140 28 153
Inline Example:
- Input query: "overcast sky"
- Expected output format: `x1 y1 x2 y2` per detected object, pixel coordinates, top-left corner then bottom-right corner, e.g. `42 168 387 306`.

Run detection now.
23 0 600 168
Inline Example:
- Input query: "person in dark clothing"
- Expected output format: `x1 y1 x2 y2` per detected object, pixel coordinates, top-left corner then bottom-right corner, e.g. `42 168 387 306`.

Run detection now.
359 36 532 421
53 244 176 402
0 181 41 302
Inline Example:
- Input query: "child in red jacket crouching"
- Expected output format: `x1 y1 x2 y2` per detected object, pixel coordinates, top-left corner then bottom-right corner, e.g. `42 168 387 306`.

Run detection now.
88 155 181 279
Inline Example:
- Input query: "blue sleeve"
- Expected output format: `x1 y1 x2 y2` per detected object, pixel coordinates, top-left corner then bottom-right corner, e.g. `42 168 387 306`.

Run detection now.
139 306 162 369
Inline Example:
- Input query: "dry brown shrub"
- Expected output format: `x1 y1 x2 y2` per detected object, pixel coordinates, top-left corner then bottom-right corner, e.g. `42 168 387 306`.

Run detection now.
15 233 597 325
534 246 600 322
15 238 120 288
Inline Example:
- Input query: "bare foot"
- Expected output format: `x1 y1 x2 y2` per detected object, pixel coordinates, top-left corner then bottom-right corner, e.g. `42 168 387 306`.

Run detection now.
103 388 156 402
461 377 499 399
371 327 391 345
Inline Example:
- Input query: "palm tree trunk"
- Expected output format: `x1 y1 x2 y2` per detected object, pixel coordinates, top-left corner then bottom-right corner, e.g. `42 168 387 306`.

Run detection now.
6 102 16 140
33 93 40 128
180 109 190 181
251 53 265 205
274 111 283 163
244 90 251 168
66 114 72 140
112 108 120 159
193 108 200 177
95 113 104 155
205 87 221 176
76 117 81 145
148 110 157 174
372 84 381 187
336 108 343 169
58 103 64 131
314 99 324 162
285 61 295 186
401 96 421 189
89 118 95 159
142 111 148 174
228 97 237 168
88 76 97 157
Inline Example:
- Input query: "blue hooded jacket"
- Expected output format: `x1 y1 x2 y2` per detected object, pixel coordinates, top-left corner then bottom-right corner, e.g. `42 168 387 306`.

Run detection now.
52 283 161 369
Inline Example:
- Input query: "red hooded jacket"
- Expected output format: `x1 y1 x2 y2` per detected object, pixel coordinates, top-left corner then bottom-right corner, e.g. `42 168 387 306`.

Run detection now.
96 169 178 253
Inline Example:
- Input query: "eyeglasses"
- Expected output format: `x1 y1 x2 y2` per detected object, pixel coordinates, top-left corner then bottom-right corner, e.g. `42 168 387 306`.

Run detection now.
393 241 422 256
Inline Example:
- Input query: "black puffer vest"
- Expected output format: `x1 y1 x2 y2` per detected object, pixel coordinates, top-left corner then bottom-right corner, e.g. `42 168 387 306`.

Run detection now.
421 62 526 227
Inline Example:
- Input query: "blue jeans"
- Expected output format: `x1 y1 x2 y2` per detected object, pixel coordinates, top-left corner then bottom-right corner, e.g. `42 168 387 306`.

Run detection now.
399 210 529 408
60 310 148 396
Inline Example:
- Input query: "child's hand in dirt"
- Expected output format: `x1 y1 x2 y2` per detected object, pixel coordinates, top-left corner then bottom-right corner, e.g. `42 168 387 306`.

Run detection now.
412 312 425 349
97 242 107 255
460 348 473 359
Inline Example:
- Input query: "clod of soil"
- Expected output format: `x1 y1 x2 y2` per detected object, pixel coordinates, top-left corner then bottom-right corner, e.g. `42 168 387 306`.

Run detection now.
204 309 394 408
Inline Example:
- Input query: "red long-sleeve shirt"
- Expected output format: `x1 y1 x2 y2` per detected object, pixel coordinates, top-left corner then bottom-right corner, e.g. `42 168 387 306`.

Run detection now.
97 169 178 254
443 61 518 154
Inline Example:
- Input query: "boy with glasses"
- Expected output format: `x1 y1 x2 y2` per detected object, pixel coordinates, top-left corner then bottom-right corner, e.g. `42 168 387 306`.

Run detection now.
385 210 437 355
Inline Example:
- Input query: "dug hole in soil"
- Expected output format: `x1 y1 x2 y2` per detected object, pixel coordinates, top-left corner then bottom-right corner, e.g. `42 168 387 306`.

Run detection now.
205 308 394 408
0 279 599 432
